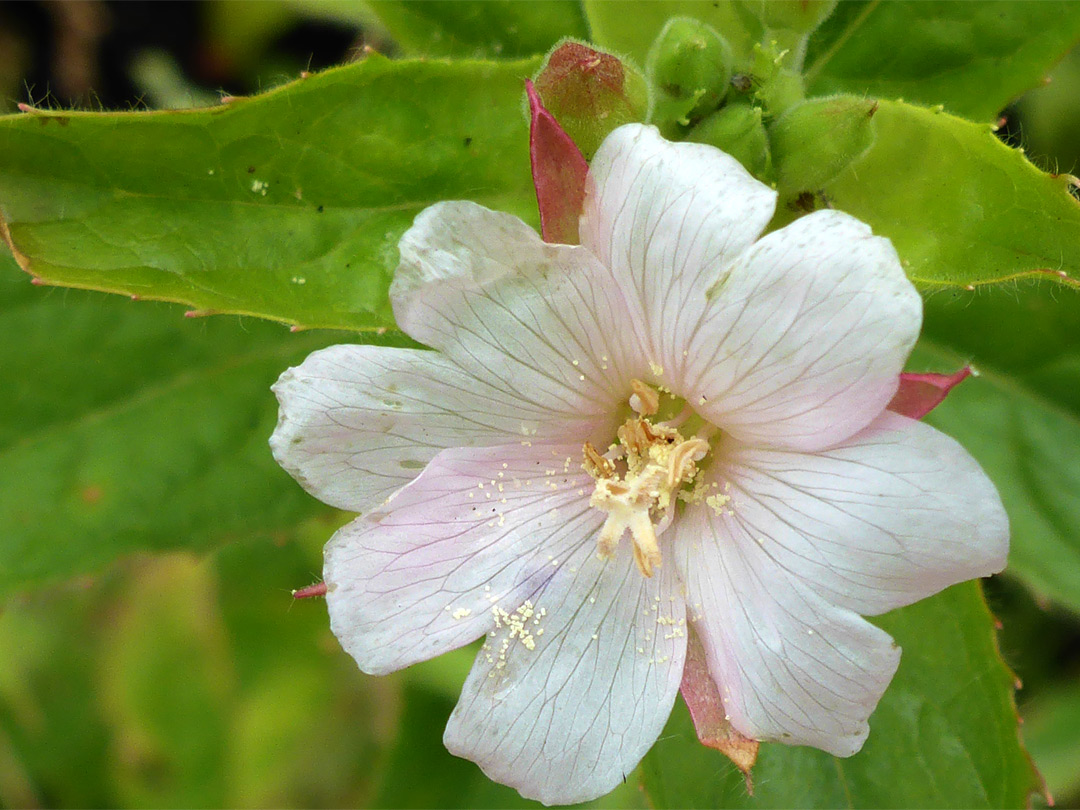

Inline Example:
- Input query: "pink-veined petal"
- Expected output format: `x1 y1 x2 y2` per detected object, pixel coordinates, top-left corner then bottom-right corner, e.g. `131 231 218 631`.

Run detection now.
683 209 922 452
710 410 1008 616
392 201 648 417
324 442 601 676
324 440 604 673
673 509 900 756
527 79 588 245
271 345 613 512
444 539 686 806
888 367 973 419
579 124 777 379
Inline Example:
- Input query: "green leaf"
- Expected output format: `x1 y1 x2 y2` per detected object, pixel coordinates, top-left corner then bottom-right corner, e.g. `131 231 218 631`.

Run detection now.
97 557 234 808
1021 684 1080 804
0 585 116 807
804 1 1080 122
211 534 388 807
582 1 763 70
642 582 1037 808
361 1 587 58
0 250 366 597
0 55 540 331
373 683 539 809
782 100 1080 291
0 534 393 807
914 282 1080 613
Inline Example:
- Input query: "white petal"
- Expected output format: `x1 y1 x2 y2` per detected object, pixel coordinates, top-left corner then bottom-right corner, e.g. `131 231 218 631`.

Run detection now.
271 345 615 512
683 209 922 451
673 503 900 757
580 124 777 380
393 200 543 295
715 411 1008 615
445 539 686 806
393 201 648 415
324 442 602 675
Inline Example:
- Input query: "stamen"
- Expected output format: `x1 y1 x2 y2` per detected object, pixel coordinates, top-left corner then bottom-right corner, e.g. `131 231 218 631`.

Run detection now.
618 418 677 466
596 513 623 559
629 378 660 416
665 437 709 491
629 511 661 577
585 389 716 578
583 441 614 478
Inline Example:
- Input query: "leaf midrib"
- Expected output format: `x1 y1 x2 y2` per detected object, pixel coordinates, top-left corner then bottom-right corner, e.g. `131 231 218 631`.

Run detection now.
804 0 883 85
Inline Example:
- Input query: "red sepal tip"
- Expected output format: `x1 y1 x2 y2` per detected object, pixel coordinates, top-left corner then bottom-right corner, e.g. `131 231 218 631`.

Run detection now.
292 582 328 599
888 367 973 420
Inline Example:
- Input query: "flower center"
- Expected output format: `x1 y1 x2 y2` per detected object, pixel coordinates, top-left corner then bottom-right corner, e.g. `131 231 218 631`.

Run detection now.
583 379 712 578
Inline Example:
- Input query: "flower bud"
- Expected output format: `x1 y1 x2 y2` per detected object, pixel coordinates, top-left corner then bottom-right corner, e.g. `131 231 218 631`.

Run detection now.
689 102 771 179
532 40 649 161
770 95 877 194
647 17 734 134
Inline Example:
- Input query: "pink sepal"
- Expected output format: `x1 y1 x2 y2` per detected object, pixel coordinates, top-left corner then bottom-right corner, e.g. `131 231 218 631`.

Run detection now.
526 79 588 245
680 625 758 789
888 367 973 420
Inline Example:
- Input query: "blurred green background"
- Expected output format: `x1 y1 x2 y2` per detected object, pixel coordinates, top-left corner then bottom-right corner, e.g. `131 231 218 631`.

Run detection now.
1 2 1079 808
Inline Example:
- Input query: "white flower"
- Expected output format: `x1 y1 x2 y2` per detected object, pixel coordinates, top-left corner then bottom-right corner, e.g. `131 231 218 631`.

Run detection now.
270 124 1008 805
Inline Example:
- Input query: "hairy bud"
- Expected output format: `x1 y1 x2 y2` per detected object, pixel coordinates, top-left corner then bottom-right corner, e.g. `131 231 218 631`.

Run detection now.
647 17 734 134
689 101 772 178
532 40 649 160
770 95 878 195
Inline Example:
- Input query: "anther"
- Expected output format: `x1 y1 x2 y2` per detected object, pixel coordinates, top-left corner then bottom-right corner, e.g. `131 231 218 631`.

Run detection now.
629 379 660 416
629 512 662 577
583 442 614 479
586 410 712 578
666 438 709 490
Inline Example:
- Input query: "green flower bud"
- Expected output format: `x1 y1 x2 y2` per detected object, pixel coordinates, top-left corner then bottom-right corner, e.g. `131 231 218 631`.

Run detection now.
532 40 650 161
689 102 772 179
770 95 878 195
738 0 839 35
746 41 805 116
647 17 734 134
